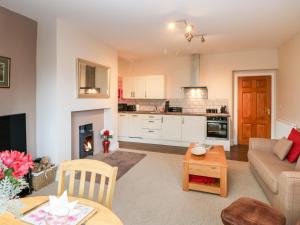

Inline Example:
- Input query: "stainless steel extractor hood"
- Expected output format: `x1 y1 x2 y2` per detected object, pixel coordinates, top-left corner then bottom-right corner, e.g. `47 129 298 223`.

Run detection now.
182 54 208 91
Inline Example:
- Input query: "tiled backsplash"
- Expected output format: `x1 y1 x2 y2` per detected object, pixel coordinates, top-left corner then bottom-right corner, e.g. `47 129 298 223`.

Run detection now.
119 97 228 114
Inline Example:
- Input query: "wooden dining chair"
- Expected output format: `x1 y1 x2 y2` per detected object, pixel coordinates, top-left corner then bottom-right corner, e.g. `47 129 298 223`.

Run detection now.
57 159 118 209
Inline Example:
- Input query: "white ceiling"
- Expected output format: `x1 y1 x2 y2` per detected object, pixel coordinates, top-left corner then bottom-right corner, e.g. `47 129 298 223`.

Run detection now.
1 0 300 60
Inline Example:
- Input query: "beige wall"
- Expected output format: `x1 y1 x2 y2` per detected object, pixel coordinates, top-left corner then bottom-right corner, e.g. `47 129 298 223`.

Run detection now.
278 32 300 126
119 49 279 116
0 6 37 156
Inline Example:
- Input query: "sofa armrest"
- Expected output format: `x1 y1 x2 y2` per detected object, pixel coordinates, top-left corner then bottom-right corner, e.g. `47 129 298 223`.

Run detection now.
249 138 278 152
278 171 300 225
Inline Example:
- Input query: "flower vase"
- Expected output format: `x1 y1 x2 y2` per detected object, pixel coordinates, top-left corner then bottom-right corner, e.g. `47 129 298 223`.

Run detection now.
102 140 110 153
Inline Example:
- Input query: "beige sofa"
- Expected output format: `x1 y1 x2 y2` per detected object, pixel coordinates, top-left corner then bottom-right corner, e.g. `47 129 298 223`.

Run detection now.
248 138 300 225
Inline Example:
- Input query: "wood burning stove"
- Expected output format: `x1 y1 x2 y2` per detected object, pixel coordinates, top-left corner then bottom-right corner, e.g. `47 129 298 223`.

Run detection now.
79 123 94 158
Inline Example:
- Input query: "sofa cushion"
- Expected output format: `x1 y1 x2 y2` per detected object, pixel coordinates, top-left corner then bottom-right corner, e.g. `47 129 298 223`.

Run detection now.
272 137 293 160
287 128 300 162
248 150 295 193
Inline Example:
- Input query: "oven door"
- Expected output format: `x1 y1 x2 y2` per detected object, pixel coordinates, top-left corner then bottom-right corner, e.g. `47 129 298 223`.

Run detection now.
207 121 228 139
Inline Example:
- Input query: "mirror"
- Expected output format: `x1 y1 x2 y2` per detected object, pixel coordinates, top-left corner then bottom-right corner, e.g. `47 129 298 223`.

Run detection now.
77 58 110 98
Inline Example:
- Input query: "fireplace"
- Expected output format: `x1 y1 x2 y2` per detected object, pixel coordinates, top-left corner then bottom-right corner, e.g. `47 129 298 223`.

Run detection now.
79 123 94 158
0 113 32 196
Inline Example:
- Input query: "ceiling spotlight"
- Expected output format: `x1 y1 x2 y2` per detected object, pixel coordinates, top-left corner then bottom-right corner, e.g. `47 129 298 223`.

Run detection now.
166 19 207 43
168 22 176 30
185 32 194 42
185 24 193 33
201 35 205 43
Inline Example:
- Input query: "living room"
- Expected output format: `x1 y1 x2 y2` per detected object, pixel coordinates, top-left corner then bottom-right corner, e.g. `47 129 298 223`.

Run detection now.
0 1 299 225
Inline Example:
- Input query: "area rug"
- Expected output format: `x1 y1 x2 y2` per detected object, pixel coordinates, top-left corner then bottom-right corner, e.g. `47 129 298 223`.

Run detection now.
101 151 146 180
76 151 146 183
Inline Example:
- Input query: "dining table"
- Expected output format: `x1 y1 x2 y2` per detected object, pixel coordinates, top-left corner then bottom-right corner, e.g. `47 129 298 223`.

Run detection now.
0 195 124 225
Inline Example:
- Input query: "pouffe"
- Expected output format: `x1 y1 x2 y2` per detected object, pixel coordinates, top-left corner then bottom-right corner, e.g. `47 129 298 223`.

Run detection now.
221 197 286 225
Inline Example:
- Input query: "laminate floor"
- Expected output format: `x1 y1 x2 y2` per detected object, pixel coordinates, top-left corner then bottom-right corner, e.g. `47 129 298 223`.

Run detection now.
119 141 249 162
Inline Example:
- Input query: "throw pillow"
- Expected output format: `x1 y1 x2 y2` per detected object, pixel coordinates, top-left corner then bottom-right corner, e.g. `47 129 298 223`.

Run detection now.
296 156 300 171
287 128 300 163
272 137 293 160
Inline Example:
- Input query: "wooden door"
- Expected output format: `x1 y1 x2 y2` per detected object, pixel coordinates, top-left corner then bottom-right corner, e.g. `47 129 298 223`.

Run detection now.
238 76 271 145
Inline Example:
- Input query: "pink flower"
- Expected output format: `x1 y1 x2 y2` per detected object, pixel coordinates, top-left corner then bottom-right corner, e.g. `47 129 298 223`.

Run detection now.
0 150 33 178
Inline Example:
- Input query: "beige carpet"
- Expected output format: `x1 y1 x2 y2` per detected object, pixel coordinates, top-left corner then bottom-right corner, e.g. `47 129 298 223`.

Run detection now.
32 148 268 225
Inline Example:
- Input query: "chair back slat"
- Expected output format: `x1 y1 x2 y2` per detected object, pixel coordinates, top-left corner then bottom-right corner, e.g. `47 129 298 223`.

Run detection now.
57 170 66 195
105 168 118 209
68 170 76 195
98 175 106 203
57 159 118 209
78 171 86 197
88 172 96 200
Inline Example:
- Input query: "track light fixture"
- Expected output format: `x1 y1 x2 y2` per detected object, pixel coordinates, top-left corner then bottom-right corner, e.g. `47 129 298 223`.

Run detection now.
167 19 206 43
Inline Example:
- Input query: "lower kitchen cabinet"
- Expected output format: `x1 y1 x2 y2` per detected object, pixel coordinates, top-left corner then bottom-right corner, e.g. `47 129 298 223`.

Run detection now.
118 113 143 138
161 115 182 141
118 113 230 150
118 114 129 137
181 116 206 143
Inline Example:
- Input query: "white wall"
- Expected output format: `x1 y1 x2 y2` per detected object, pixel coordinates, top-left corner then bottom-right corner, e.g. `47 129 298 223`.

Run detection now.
278 32 300 126
36 17 59 161
36 19 118 164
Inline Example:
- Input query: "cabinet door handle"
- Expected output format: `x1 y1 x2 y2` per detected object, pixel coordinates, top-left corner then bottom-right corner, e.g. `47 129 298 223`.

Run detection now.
133 92 135 97
161 117 164 123
132 115 138 117
120 115 126 117
148 120 154 123
182 118 185 124
148 130 154 133
149 116 154 118
145 91 147 98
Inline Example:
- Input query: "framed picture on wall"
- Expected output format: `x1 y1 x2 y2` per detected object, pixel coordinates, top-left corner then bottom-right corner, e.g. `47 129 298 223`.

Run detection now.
0 56 11 88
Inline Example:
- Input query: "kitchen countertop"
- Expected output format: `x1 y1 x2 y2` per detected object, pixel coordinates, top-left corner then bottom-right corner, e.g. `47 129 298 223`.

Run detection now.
118 111 230 117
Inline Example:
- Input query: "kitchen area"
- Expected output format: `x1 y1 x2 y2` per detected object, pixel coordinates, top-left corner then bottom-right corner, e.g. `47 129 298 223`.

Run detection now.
117 54 231 151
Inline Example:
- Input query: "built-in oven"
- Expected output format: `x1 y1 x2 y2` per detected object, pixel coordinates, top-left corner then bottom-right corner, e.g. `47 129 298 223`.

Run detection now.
206 116 228 139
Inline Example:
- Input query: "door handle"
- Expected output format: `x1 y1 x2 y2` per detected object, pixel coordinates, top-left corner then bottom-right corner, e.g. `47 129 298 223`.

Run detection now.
267 108 271 116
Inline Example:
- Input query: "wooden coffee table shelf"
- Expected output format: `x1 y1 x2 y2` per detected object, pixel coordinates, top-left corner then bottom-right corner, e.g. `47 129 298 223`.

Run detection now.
183 144 228 197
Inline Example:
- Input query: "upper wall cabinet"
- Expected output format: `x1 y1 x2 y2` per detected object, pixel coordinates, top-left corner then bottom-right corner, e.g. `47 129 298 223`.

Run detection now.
123 75 165 99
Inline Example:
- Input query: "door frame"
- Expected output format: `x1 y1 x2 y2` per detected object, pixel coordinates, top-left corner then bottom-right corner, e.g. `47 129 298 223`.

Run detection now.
233 70 277 145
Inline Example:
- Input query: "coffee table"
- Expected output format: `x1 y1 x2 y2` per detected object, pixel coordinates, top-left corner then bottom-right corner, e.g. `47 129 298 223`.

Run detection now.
183 144 228 197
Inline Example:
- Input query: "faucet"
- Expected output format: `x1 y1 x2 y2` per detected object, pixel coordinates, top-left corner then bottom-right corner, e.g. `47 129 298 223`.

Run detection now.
154 105 158 112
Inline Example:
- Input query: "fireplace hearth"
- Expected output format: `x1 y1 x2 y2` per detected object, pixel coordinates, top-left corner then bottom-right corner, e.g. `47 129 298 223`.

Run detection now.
79 123 94 158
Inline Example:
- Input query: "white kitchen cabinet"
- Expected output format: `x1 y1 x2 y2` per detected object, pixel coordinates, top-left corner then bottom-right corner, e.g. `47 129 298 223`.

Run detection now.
122 75 165 99
118 114 143 138
161 115 182 141
118 114 130 137
146 75 165 99
128 114 143 138
122 76 135 99
134 76 146 98
181 116 206 143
